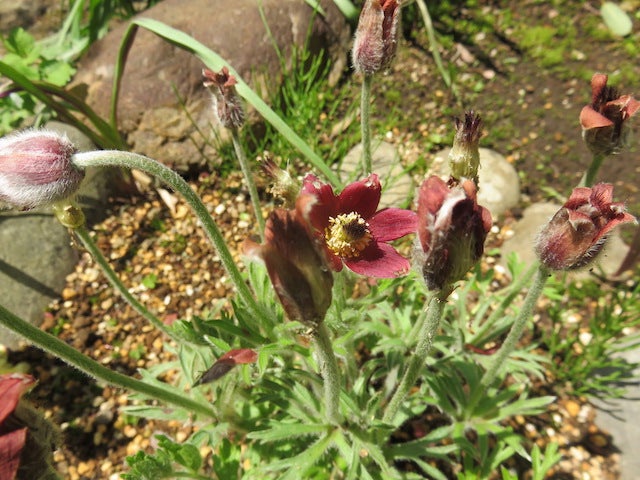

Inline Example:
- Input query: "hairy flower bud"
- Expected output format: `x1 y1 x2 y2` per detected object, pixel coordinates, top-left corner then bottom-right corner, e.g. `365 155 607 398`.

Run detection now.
202 67 245 129
0 130 83 209
244 195 333 328
449 111 482 184
535 183 636 270
580 73 640 156
352 0 400 75
415 176 492 291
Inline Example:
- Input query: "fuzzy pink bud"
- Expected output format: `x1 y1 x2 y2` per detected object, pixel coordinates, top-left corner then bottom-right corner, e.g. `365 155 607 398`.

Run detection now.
535 183 636 270
352 0 400 75
0 130 83 209
202 67 245 129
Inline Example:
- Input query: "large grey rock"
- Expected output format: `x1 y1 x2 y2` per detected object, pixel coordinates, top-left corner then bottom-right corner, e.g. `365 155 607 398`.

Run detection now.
429 147 520 220
0 211 78 348
591 348 640 480
73 0 351 171
501 202 629 277
0 123 113 348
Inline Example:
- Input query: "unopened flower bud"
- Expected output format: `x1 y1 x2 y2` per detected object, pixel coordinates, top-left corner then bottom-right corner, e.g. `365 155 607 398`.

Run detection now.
202 67 245 129
580 73 639 156
535 183 636 270
244 195 333 328
415 176 492 291
352 0 400 75
261 156 300 207
0 130 83 209
449 111 482 184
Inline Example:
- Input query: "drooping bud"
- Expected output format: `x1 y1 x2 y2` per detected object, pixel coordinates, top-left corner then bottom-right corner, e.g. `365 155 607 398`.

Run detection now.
202 67 245 129
580 73 640 157
244 195 333 328
194 348 258 385
449 111 482 185
0 130 83 209
535 183 636 270
352 0 400 75
415 176 492 291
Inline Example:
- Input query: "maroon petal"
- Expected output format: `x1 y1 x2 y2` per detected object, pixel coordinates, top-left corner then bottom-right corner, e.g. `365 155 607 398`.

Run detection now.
218 348 258 364
580 106 613 130
590 73 609 105
0 428 27 480
302 175 339 230
344 242 410 278
337 174 381 219
368 208 417 241
0 374 34 424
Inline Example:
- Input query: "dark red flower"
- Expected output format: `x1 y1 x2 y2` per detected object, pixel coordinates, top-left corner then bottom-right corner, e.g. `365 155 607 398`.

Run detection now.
202 66 245 129
352 0 400 75
579 73 640 156
302 173 417 278
244 194 334 326
194 349 258 385
0 373 35 480
535 183 636 270
416 176 492 291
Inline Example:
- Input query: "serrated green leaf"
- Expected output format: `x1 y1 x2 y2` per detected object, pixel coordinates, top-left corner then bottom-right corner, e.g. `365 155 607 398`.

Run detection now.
248 422 328 441
4 28 37 58
601 2 633 37
39 59 75 86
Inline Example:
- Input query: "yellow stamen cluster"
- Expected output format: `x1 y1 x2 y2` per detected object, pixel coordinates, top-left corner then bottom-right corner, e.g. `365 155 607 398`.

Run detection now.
325 212 372 258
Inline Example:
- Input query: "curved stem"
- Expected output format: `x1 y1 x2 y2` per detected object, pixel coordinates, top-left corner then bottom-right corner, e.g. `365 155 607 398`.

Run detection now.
466 265 550 416
580 153 606 187
0 303 215 419
382 292 446 424
72 151 268 324
313 323 342 424
360 74 373 175
73 226 177 340
231 129 265 240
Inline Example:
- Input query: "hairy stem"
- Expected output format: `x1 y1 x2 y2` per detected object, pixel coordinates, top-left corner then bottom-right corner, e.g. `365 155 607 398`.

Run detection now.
466 265 549 417
231 129 265 240
73 226 177 340
383 292 446 424
0 303 215 419
313 323 342 424
360 74 373 175
72 151 268 324
580 153 606 187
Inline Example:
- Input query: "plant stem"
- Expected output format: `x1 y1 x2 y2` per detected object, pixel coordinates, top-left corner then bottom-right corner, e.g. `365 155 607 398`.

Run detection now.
73 226 177 340
313 323 342 424
360 74 373 175
0 303 215 419
72 151 268 324
466 265 550 416
231 129 265 240
471 261 539 343
382 292 446 424
580 153 606 187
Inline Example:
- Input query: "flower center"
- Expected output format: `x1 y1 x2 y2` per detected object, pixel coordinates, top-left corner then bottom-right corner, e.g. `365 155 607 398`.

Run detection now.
325 212 372 258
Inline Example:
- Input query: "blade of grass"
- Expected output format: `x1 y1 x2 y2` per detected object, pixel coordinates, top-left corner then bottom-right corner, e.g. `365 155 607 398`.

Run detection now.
113 18 342 187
